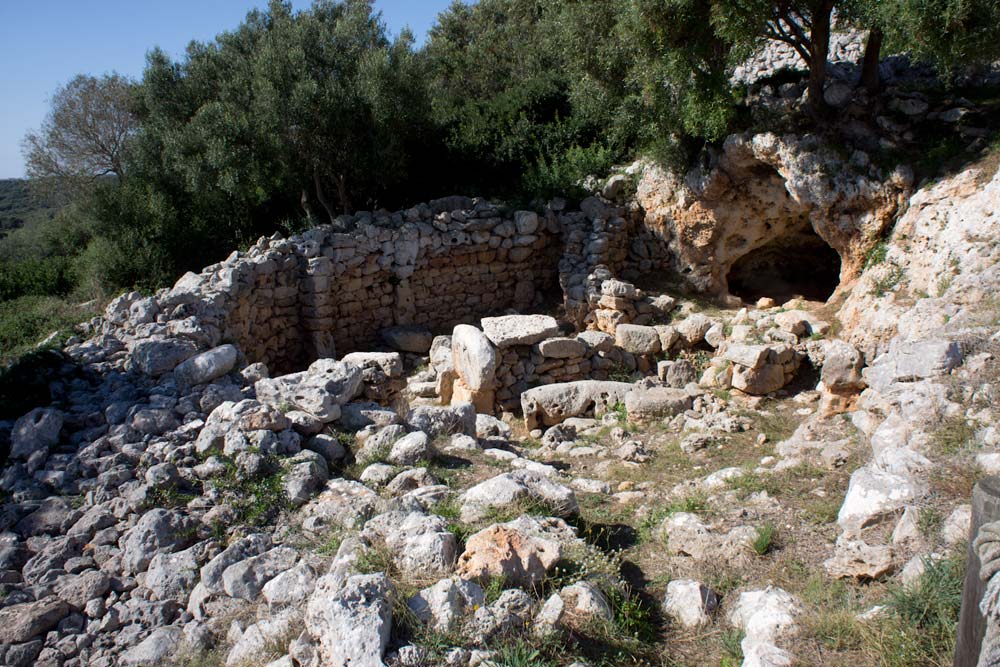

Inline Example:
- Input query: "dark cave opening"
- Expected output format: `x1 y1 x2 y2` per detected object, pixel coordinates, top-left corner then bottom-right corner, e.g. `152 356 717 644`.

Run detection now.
726 223 842 305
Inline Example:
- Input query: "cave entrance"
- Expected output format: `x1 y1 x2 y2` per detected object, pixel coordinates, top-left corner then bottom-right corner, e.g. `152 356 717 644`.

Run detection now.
726 222 841 305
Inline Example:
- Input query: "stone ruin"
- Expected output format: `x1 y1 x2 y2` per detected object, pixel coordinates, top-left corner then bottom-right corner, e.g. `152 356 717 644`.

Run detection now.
87 131 910 417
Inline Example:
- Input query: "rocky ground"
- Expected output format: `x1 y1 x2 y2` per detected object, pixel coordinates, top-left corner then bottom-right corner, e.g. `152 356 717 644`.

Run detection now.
1 141 999 667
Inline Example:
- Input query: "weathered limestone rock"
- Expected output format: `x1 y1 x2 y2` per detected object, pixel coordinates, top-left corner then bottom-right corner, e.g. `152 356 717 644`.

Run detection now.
662 579 719 629
730 587 801 667
387 431 433 466
255 359 363 423
624 386 694 423
615 324 661 355
774 310 829 337
521 380 633 429
10 407 63 460
0 597 70 644
824 538 894 580
407 577 486 633
54 570 111 610
406 403 477 437
732 363 787 395
821 340 866 393
132 336 199 376
121 626 183 667
481 314 560 348
362 512 457 577
460 470 578 523
222 546 299 600
173 344 239 389
457 524 561 588
305 573 393 667
121 508 197 575
838 467 925 534
538 337 587 359
869 340 965 388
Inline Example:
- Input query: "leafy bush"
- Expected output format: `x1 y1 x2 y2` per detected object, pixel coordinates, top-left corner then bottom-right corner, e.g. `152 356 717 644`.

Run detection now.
0 257 76 301
522 144 617 204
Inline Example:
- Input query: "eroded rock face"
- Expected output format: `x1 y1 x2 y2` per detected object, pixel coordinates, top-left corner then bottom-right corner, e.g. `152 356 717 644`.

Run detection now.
635 133 911 296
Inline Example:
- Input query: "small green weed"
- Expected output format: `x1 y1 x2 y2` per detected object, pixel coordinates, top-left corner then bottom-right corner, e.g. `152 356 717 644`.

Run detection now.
720 629 745 662
871 262 905 297
751 523 776 556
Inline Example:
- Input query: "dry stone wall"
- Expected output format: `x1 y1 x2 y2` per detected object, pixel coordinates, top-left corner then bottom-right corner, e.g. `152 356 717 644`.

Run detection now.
106 198 566 376
97 130 921 387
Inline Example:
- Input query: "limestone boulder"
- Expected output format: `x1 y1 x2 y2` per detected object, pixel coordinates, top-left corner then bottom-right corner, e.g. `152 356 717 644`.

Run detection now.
145 545 202 604
730 587 801 667
774 310 829 337
457 523 561 588
864 339 964 390
173 344 239 389
362 511 458 577
615 324 661 355
675 314 714 347
731 363 787 395
460 470 578 523
387 431 433 466
624 386 694 423
222 546 299 600
121 508 197 575
54 570 110 610
131 336 199 376
255 359 363 423
823 538 894 580
838 467 926 534
199 533 273 595
407 577 486 634
120 626 183 667
538 337 587 359
305 573 393 667
481 314 560 348
406 403 477 437
821 340 866 393
520 380 633 429
662 579 719 629
10 407 63 460
0 597 70 644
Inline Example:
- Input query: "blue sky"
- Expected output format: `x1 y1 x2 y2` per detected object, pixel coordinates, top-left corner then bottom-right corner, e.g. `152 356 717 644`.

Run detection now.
0 0 459 179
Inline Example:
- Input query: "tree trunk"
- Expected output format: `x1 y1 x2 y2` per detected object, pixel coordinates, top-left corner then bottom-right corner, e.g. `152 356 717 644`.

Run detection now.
300 188 317 226
807 1 835 115
313 168 338 224
334 174 352 216
861 28 884 95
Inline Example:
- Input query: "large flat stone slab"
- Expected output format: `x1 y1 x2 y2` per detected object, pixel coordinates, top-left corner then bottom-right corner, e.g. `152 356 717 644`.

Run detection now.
481 315 560 348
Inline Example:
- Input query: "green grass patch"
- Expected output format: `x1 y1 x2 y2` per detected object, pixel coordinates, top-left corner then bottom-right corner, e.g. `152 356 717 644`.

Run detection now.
861 554 964 667
0 294 96 363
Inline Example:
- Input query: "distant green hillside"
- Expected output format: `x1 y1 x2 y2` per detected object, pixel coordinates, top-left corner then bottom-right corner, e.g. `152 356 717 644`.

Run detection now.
0 179 56 237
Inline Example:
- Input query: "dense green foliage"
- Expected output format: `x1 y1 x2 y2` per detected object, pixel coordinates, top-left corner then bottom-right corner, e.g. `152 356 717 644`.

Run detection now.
0 179 56 235
4 0 1000 364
